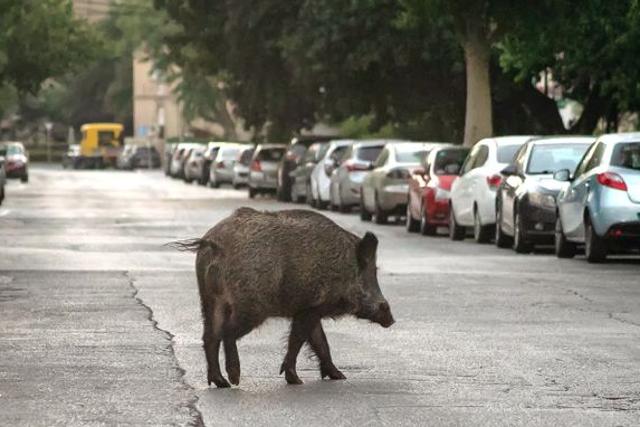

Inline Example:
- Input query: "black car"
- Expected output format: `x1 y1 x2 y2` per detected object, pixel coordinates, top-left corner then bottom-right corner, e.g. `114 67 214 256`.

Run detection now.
495 136 593 253
276 135 335 201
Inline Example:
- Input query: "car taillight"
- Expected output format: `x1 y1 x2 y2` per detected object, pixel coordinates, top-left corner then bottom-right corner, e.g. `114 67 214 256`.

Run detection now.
216 160 225 168
250 160 262 172
345 161 369 172
486 174 502 189
597 172 627 191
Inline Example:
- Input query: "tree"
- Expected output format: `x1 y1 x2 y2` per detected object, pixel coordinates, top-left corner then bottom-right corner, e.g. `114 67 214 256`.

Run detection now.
0 0 98 93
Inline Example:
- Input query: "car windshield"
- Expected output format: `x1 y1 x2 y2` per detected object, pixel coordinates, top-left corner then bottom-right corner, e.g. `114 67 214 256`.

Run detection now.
239 148 255 165
357 146 383 162
527 143 590 175
395 148 428 163
258 148 285 161
221 147 240 159
434 148 470 175
497 144 522 163
611 142 640 171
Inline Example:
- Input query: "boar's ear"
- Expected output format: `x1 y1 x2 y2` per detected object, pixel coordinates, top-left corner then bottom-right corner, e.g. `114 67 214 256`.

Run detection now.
357 232 378 269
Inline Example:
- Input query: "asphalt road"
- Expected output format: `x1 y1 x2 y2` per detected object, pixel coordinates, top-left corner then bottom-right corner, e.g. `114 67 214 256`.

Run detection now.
1 165 639 426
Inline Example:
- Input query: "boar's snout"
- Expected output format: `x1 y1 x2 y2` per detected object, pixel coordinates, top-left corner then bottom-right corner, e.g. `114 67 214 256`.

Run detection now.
373 301 395 328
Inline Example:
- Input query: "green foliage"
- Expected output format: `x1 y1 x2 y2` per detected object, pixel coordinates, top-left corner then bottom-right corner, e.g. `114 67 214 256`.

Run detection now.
0 0 99 93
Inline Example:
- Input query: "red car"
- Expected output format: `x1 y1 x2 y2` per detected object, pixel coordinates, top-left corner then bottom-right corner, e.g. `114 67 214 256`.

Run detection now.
406 146 470 235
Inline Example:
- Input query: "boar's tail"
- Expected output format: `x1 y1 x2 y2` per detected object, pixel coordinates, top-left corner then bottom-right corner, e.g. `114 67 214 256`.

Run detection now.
166 238 222 255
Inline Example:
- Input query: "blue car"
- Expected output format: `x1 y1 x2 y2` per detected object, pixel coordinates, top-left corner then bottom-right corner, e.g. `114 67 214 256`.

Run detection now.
554 133 640 262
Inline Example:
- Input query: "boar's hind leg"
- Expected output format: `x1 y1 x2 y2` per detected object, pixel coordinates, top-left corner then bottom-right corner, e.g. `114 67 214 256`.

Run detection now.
222 305 241 386
280 314 318 385
309 320 346 380
203 301 230 388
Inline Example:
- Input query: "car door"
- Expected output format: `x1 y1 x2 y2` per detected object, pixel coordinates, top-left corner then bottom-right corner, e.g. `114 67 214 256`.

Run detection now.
452 146 479 225
501 144 528 234
562 142 604 239
363 148 389 211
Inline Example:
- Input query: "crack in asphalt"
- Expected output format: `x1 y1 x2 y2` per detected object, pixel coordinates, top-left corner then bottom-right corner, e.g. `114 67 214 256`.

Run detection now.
125 271 205 427
608 312 640 328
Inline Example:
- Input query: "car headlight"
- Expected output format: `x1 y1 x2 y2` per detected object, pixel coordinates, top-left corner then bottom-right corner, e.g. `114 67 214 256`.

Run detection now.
529 192 556 209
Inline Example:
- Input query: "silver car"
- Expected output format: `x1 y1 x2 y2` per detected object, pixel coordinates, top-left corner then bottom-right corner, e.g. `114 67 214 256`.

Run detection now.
248 144 287 198
232 146 255 188
183 145 207 183
555 133 640 262
309 139 356 209
329 140 386 212
361 142 445 224
210 144 245 187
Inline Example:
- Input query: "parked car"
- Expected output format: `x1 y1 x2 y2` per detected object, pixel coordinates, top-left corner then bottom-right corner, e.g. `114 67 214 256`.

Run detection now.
495 136 594 252
169 142 201 178
309 139 356 209
449 136 534 242
249 144 287 198
361 142 442 224
232 145 255 188
117 144 135 169
0 155 6 205
200 142 227 186
406 145 469 235
118 145 161 170
0 142 29 182
554 133 640 262
164 143 177 175
209 144 245 188
276 135 334 201
290 142 329 203
183 145 207 183
62 144 81 169
329 140 386 212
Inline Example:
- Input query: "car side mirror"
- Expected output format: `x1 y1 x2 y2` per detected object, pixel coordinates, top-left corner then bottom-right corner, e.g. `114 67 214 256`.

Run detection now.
553 169 571 182
366 162 375 171
501 164 517 176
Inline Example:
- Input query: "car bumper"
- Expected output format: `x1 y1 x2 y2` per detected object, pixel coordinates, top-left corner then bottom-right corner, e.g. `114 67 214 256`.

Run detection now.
5 164 27 177
426 198 450 226
250 172 278 189
521 202 557 242
379 183 410 213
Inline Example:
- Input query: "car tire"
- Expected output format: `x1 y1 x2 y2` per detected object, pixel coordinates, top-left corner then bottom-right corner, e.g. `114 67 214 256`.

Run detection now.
555 216 576 259
248 187 256 199
495 201 512 248
419 202 437 236
0 186 4 205
513 208 533 254
360 194 372 222
405 203 420 232
21 174 28 183
449 205 465 241
585 215 607 263
473 207 492 244
374 193 388 225
338 188 350 213
306 182 316 208
209 172 220 188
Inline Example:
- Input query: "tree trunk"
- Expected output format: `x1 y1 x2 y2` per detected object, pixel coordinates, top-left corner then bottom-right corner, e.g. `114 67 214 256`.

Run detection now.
462 33 493 147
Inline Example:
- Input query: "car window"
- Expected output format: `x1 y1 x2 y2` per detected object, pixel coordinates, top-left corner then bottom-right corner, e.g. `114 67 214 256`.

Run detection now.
303 144 319 162
573 142 597 177
473 145 489 168
374 148 389 168
395 148 428 163
512 144 528 174
257 148 285 161
611 142 640 171
239 148 255 165
584 142 606 173
330 146 349 163
526 143 590 175
497 144 522 164
433 148 470 175
357 145 383 162
460 147 479 175
222 147 240 159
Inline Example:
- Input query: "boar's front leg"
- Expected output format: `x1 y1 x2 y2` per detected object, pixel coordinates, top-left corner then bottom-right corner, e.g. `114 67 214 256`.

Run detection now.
308 320 346 380
280 313 318 385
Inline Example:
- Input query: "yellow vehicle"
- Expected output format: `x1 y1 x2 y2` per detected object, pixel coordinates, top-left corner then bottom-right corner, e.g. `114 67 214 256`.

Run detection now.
76 123 124 168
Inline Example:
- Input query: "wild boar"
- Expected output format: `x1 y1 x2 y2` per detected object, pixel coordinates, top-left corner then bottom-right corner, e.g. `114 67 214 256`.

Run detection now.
172 207 394 388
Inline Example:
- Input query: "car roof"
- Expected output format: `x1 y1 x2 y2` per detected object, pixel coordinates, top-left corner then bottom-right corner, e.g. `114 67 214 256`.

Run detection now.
482 135 536 146
528 136 595 146
596 132 640 144
257 143 287 150
328 139 357 147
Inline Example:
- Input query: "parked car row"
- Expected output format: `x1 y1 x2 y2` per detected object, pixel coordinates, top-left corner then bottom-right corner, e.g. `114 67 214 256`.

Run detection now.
0 141 30 206
165 133 640 263
116 144 161 170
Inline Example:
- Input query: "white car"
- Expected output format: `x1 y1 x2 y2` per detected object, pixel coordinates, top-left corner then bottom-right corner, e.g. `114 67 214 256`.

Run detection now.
449 136 534 242
309 140 356 209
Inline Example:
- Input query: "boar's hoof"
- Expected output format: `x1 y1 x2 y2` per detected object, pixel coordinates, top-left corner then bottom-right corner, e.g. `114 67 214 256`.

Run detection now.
208 371 231 388
280 363 303 385
321 364 346 380
226 366 241 386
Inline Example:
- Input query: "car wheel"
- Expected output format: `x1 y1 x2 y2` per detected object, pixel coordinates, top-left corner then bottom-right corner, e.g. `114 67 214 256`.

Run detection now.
554 216 576 259
473 207 492 244
248 187 256 199
405 202 420 232
360 194 372 222
513 208 533 254
209 172 219 188
419 202 437 236
494 201 512 248
449 205 465 241
374 193 388 224
316 185 328 210
338 188 350 213
0 186 4 204
21 174 28 183
585 215 607 263
306 182 316 208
